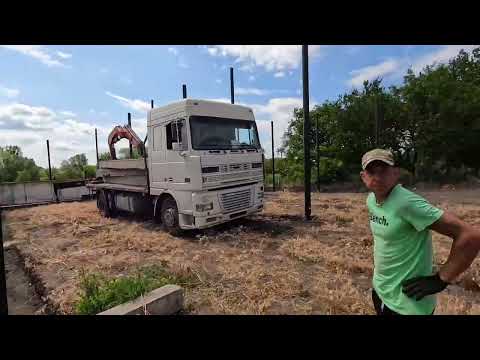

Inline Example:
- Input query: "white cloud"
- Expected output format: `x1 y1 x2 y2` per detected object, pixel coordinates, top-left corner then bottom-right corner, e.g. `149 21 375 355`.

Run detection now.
0 45 70 67
347 45 480 89
248 75 256 82
56 51 72 59
412 45 479 73
178 60 189 69
205 45 322 72
345 46 362 55
88 109 109 117
274 72 285 78
239 63 255 73
236 87 269 96
236 88 289 97
348 59 400 87
131 117 147 140
207 47 218 56
0 85 20 98
0 103 56 130
0 102 112 167
59 111 76 117
206 98 232 104
167 46 189 68
105 91 151 113
249 97 316 158
167 47 178 56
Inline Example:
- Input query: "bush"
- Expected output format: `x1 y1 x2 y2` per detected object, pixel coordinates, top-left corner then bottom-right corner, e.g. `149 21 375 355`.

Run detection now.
75 265 195 315
317 158 348 184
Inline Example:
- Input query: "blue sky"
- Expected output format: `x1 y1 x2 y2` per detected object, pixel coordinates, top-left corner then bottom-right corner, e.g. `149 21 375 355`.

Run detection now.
0 45 478 167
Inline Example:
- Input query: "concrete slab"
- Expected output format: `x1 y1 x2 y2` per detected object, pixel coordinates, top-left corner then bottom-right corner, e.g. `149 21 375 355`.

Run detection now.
98 284 183 315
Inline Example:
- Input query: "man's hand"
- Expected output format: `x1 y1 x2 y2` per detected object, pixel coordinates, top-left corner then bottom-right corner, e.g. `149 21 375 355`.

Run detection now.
402 273 449 301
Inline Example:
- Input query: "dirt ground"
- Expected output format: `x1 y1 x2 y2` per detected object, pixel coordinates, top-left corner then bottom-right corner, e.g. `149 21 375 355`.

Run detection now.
4 247 44 315
4 188 480 315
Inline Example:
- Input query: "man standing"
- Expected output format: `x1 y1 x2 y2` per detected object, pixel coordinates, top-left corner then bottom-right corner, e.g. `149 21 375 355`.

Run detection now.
360 149 480 315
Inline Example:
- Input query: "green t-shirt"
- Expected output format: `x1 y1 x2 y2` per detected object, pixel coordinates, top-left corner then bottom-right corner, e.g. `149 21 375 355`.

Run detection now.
366 184 444 315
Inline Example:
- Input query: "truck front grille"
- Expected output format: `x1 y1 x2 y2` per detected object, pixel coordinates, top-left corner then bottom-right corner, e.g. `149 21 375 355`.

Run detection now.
203 170 263 184
228 163 251 172
219 189 252 213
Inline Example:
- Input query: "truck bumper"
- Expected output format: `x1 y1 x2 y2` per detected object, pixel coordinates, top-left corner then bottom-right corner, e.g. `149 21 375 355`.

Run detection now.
192 204 263 230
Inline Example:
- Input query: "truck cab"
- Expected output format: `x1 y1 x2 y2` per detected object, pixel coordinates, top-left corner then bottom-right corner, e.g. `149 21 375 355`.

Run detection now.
147 99 264 230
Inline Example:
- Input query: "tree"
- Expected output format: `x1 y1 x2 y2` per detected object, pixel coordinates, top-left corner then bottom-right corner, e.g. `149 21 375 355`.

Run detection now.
84 165 97 179
58 154 89 180
99 152 112 161
118 147 143 159
0 146 41 183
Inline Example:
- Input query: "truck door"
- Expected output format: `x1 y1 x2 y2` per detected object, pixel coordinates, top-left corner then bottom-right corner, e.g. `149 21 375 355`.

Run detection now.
150 123 166 188
165 119 189 186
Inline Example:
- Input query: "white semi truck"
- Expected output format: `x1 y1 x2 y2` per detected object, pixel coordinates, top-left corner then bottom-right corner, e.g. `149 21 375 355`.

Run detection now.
88 99 264 233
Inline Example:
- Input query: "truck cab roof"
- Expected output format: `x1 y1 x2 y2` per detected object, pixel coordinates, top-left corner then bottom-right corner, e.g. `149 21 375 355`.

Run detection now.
150 99 255 123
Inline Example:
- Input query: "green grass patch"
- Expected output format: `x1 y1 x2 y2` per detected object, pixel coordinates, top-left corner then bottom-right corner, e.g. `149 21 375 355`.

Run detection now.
75 265 196 315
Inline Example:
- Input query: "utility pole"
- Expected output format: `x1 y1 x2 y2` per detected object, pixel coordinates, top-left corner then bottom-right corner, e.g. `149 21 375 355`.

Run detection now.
271 121 275 192
316 116 320 191
46 140 52 181
302 45 311 220
95 129 99 168
182 84 187 99
230 67 235 104
375 96 379 147
128 113 133 158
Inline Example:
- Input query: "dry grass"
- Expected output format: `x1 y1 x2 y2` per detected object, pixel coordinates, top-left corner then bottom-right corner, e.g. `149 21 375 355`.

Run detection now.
5 188 480 314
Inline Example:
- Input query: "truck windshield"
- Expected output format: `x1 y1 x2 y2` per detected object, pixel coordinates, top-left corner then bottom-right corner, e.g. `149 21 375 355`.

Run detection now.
190 116 260 150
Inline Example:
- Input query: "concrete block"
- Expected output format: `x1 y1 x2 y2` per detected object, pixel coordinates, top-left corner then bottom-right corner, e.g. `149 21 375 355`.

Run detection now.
98 285 183 315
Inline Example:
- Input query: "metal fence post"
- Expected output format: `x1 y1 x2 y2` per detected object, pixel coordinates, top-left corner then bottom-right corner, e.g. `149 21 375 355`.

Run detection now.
302 45 311 220
0 210 8 315
271 121 275 192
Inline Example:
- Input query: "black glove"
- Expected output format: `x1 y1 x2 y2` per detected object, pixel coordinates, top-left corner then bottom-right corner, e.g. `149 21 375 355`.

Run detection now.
401 273 449 301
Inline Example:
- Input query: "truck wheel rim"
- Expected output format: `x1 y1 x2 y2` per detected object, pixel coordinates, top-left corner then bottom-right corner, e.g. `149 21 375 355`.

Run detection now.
164 208 176 227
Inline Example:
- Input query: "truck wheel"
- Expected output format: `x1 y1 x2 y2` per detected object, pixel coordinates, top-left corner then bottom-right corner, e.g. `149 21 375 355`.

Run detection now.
107 190 117 218
160 197 181 235
97 190 111 218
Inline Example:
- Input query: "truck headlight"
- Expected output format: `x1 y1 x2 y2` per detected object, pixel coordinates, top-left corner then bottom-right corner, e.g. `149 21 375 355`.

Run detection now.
196 202 213 212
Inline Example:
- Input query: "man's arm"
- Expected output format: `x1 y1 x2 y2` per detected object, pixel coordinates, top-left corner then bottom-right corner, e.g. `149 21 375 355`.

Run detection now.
402 211 480 301
429 211 480 283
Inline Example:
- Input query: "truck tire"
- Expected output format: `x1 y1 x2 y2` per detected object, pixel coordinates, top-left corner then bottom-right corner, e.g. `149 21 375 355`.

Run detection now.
106 190 117 218
160 197 181 235
97 190 111 218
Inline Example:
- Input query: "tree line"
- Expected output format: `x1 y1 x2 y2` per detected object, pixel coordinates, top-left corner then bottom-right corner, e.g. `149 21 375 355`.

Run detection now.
0 145 141 184
272 47 480 187
0 146 97 183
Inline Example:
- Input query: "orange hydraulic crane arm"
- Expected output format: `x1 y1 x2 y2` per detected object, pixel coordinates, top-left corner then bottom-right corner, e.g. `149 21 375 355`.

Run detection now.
107 125 145 160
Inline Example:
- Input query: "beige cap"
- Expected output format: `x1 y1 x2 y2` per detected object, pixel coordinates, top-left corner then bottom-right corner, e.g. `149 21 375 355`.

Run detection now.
361 149 394 170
